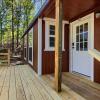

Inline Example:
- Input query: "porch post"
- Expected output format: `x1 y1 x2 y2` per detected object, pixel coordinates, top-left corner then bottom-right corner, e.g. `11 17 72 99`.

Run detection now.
55 0 63 92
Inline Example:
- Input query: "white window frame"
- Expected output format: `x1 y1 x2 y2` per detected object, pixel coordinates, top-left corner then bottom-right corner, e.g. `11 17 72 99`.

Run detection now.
44 18 68 51
28 28 33 65
24 47 27 60
24 35 27 60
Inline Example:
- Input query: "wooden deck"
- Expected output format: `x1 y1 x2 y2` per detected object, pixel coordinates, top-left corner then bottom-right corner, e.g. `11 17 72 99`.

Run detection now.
0 65 99 100
0 65 86 100
42 74 100 100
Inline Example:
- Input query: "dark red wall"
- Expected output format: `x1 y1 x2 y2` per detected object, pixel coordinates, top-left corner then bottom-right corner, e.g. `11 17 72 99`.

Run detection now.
42 20 69 74
94 12 100 83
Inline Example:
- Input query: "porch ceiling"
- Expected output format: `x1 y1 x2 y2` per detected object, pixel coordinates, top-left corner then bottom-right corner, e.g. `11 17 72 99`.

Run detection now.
63 0 100 21
41 0 100 21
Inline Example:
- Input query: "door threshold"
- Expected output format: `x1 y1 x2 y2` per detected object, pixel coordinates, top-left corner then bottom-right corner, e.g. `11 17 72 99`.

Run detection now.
72 71 91 80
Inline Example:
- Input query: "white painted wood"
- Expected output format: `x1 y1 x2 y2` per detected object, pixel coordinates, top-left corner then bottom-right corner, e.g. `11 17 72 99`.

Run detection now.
89 49 100 62
70 13 94 80
43 17 69 24
44 17 68 51
38 18 42 75
24 35 27 60
28 28 33 65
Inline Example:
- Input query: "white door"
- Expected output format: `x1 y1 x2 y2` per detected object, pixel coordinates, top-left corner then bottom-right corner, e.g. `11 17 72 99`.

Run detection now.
71 14 94 77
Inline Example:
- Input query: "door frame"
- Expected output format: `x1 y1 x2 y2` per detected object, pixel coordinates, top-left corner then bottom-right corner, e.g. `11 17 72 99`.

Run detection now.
69 13 94 81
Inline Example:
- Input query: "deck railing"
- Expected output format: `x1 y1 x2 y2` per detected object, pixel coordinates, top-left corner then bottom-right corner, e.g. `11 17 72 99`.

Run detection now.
0 49 10 66
89 49 100 62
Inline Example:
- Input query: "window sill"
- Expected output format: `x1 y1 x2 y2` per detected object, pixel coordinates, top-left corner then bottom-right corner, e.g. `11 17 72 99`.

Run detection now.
44 48 65 52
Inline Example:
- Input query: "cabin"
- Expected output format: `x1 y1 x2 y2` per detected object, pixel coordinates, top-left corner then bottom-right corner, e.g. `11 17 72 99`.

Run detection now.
22 0 100 84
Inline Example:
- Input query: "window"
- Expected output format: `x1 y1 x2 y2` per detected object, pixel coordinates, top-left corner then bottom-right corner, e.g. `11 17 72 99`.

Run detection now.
45 19 65 51
28 28 33 63
24 35 27 59
49 25 55 47
76 23 88 51
24 48 26 58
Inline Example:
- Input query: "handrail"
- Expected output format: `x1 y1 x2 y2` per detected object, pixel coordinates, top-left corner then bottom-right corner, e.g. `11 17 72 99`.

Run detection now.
89 49 100 62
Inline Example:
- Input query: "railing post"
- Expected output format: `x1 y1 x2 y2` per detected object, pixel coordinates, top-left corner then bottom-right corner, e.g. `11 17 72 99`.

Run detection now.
55 0 63 92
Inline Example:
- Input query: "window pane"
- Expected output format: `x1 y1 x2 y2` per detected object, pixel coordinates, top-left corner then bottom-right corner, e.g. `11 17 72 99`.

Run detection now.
29 30 33 46
80 25 83 33
76 26 79 34
84 23 88 32
84 32 88 41
76 35 79 42
50 30 55 35
50 25 55 30
24 48 26 58
50 25 55 35
49 37 55 47
80 34 83 42
29 47 32 61
84 42 88 51
80 42 83 51
76 43 79 51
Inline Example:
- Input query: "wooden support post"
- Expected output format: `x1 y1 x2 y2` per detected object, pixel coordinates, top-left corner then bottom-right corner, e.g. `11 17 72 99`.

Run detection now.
55 0 63 92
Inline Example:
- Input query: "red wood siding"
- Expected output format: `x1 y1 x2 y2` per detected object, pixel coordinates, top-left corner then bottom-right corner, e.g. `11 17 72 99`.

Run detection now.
94 12 100 83
33 21 38 73
42 20 69 74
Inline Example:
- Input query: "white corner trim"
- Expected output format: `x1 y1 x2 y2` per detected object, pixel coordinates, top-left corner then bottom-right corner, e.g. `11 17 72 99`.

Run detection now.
38 18 42 76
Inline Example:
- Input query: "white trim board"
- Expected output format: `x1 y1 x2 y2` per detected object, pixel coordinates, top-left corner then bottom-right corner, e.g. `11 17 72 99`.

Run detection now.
89 49 100 62
24 35 27 61
38 18 42 76
43 17 69 24
69 13 94 81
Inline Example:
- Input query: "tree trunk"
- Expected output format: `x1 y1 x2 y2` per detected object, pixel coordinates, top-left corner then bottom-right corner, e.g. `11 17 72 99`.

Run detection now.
12 0 14 53
17 24 19 47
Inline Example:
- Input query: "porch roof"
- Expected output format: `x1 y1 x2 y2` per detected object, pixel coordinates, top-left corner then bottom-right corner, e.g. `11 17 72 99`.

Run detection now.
22 0 100 38
41 0 100 20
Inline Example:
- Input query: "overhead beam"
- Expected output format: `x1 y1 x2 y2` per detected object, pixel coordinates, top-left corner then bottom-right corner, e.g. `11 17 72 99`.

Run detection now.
55 0 63 92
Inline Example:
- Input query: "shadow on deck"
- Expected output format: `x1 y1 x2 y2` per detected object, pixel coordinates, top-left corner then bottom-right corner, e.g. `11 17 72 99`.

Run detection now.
42 73 100 100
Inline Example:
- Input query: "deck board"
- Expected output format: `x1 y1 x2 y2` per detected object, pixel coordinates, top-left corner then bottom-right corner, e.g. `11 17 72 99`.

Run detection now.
0 65 99 100
62 73 100 100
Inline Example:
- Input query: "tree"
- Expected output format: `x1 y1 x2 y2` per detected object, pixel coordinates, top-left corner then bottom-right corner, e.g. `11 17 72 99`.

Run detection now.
0 0 34 53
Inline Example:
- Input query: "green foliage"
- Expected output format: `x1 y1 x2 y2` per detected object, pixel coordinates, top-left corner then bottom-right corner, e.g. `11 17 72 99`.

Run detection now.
0 0 34 48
